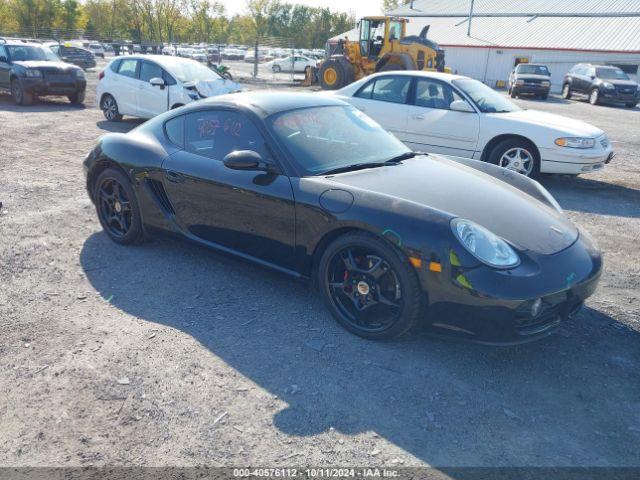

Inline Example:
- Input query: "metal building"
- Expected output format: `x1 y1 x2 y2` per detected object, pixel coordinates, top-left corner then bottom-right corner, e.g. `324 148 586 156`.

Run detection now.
331 0 640 92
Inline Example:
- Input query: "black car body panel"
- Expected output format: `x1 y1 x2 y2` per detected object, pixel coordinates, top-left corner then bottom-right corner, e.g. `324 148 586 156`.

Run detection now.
83 92 602 344
0 43 86 98
564 63 639 105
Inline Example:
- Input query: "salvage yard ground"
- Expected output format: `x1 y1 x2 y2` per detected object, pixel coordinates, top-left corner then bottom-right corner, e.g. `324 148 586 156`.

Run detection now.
0 60 639 467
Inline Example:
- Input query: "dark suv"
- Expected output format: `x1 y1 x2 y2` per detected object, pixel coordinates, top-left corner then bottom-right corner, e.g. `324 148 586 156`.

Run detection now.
562 63 639 108
0 39 86 105
508 63 551 99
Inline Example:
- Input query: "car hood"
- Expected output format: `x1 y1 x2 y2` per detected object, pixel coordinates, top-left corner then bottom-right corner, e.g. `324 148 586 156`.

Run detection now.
325 155 578 255
515 74 550 81
13 60 77 70
606 79 638 88
184 78 243 97
489 109 604 137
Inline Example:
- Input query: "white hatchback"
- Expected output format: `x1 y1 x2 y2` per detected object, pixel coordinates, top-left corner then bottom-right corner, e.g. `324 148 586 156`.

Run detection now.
331 71 614 177
97 55 242 121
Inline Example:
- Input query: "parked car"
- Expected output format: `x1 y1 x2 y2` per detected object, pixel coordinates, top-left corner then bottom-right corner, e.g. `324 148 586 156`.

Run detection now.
190 48 207 63
87 43 106 58
331 71 614 177
83 92 602 343
265 55 317 73
562 63 639 108
0 39 86 105
103 44 115 57
45 43 96 70
508 63 551 99
97 54 242 121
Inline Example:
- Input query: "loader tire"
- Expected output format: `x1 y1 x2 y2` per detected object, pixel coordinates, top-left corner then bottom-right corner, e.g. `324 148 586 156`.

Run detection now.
319 57 354 90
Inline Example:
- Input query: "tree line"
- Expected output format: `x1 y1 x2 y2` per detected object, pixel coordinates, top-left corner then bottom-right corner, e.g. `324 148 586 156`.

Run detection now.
0 0 356 48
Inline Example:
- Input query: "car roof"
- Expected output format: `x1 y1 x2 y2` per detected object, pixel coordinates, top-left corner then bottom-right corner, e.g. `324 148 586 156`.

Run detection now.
182 91 349 117
364 70 468 82
3 41 46 48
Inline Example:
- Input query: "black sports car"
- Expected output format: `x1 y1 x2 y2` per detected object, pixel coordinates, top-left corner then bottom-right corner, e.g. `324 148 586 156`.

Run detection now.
83 92 602 344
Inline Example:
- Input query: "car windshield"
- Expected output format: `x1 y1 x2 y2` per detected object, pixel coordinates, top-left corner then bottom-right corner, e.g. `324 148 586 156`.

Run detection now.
169 59 222 82
8 45 59 62
268 105 412 176
596 68 629 80
518 64 549 76
453 78 521 113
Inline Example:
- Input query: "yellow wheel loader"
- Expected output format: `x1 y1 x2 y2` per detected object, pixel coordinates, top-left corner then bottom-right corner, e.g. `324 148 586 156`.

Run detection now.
314 16 448 90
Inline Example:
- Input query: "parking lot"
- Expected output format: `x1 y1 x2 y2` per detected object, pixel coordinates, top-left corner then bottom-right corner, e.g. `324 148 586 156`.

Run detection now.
1 61 639 468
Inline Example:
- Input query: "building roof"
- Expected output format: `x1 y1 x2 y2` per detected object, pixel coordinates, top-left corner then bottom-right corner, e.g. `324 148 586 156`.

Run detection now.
353 0 640 52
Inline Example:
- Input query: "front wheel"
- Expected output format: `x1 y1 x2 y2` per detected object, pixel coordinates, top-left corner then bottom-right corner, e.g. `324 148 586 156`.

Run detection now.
222 71 233 80
93 168 145 245
510 88 517 98
272 64 281 73
589 88 600 105
489 139 540 178
318 232 422 340
68 90 85 105
562 83 572 99
11 79 33 105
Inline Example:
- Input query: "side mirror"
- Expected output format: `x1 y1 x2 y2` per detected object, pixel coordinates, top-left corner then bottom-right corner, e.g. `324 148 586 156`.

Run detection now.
150 77 165 88
223 150 264 170
450 100 474 113
590 75 596 80
0 56 8 63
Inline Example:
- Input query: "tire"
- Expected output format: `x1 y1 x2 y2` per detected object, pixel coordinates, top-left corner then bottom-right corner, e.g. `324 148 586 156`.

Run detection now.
222 71 233 81
11 79 33 106
272 64 281 73
625 102 637 108
68 90 85 105
378 63 404 72
540 93 549 100
93 168 145 245
562 83 572 100
319 57 354 90
488 138 540 178
317 232 422 340
510 88 517 98
589 88 600 105
100 94 122 121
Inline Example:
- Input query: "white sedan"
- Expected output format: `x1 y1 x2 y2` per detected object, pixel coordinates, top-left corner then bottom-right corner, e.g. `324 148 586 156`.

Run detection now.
331 71 613 177
97 55 242 121
266 55 317 73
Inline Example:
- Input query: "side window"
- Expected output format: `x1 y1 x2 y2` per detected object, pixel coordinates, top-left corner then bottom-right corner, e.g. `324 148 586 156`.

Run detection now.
355 80 374 99
165 115 184 147
371 76 411 104
0 46 7 61
117 59 138 78
140 61 163 82
414 79 459 110
163 70 177 86
588 68 596 77
110 59 122 73
185 110 269 162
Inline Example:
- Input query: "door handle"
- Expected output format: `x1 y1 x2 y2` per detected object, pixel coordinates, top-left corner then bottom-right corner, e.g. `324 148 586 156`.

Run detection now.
165 171 184 183
412 114 425 120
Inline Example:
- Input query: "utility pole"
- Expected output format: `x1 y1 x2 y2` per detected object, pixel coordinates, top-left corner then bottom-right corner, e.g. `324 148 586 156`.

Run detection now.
467 0 475 36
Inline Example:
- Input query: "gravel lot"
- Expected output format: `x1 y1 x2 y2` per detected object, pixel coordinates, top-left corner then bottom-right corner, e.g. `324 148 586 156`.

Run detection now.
1 60 639 469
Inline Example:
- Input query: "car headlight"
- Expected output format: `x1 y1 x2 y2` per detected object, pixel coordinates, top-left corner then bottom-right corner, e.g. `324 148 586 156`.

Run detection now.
451 219 520 269
554 137 596 149
541 80 550 86
75 69 85 78
603 82 615 90
25 69 43 78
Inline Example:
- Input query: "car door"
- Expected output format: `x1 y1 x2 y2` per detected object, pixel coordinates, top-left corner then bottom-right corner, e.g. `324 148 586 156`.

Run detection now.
348 75 411 141
404 77 479 157
573 66 589 93
161 109 296 268
137 60 169 118
0 45 10 88
111 58 140 116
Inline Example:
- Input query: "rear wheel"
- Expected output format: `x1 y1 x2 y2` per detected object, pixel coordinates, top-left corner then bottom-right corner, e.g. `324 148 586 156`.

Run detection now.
101 94 122 121
489 138 540 178
510 87 517 98
272 64 281 73
11 79 33 106
540 93 549 100
318 232 422 340
93 168 145 245
589 88 600 105
562 83 572 99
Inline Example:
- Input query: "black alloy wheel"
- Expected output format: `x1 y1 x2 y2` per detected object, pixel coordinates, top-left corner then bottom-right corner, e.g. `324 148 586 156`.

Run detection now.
94 169 145 244
319 233 422 340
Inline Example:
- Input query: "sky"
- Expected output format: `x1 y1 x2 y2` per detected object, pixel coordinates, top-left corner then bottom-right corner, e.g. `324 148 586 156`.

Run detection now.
221 0 384 19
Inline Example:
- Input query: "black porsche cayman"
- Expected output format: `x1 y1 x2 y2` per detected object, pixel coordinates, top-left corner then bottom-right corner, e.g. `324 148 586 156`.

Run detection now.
83 92 602 344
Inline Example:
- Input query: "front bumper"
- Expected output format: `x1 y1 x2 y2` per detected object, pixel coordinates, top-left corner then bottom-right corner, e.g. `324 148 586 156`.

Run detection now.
22 77 86 96
600 89 639 104
421 231 602 345
513 84 550 95
539 136 613 174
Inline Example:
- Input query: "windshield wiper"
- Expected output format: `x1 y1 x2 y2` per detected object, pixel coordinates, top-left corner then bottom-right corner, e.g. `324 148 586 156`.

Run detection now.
384 151 420 163
322 162 390 176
